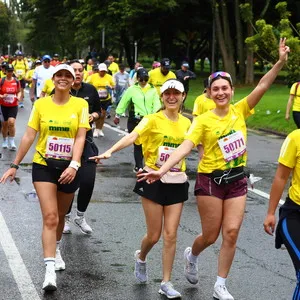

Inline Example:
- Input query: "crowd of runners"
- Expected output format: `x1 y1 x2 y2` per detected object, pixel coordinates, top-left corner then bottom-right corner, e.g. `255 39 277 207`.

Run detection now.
0 39 300 300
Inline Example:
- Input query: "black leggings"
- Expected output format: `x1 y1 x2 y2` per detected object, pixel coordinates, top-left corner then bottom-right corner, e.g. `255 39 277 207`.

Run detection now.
67 161 97 214
278 214 300 299
292 111 300 129
127 117 143 169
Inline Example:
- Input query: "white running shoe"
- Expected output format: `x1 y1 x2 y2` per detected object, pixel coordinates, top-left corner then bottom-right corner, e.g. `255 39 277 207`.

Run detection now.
184 247 199 284
42 269 57 291
74 216 93 234
8 139 17 151
63 215 72 234
2 139 8 149
55 249 65 271
134 250 148 283
93 129 99 138
158 281 182 299
213 283 234 300
99 129 104 137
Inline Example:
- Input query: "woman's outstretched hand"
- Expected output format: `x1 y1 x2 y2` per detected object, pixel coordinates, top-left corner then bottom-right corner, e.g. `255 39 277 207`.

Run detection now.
137 169 162 184
279 37 290 63
89 151 112 164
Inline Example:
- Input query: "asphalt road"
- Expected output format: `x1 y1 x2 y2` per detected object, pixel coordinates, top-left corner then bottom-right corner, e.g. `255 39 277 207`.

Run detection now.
0 92 295 300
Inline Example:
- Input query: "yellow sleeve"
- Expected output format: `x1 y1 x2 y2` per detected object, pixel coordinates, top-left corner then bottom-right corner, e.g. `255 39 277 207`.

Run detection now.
78 100 91 130
28 103 40 131
278 133 297 169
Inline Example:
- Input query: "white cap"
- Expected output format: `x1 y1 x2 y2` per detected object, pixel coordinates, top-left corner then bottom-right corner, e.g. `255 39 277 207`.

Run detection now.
98 63 108 72
160 79 185 94
52 64 75 79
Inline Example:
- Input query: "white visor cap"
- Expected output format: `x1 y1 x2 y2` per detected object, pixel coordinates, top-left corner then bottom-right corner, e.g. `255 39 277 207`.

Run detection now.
52 64 75 79
160 79 184 94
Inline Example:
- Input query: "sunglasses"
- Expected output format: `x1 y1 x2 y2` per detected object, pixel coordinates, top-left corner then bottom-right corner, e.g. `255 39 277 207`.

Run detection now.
139 77 149 82
208 71 232 87
43 60 50 63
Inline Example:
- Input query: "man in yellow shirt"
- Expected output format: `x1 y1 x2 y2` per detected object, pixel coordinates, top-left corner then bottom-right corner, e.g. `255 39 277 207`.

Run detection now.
88 63 115 137
148 58 176 96
12 51 28 108
107 55 119 75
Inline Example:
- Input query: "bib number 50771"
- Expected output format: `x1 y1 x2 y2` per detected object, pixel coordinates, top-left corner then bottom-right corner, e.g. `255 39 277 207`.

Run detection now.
218 131 246 162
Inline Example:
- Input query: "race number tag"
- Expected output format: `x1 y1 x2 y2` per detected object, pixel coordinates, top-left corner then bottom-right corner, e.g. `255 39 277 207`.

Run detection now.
45 136 74 160
16 69 23 76
98 89 108 99
3 94 15 104
218 131 246 162
155 146 183 172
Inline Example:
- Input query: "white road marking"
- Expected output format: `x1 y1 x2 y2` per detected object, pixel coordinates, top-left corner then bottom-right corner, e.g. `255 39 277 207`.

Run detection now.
0 210 40 300
104 123 285 207
248 188 285 206
104 123 128 135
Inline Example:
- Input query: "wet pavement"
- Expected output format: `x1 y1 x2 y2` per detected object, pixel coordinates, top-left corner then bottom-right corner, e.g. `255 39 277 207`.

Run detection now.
0 93 295 300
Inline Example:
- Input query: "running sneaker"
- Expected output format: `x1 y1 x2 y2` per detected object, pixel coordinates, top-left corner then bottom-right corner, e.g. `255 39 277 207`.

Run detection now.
158 281 182 299
18 102 24 108
2 139 8 149
74 216 93 234
55 249 65 271
42 269 57 291
63 215 72 234
184 247 199 284
213 283 234 300
93 129 99 138
8 139 17 151
133 167 143 174
99 129 104 137
134 250 148 283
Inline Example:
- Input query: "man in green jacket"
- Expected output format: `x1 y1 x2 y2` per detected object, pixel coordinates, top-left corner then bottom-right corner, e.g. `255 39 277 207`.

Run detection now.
114 68 161 172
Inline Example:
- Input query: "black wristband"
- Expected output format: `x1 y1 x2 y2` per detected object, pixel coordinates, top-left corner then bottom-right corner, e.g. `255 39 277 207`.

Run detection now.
10 163 19 169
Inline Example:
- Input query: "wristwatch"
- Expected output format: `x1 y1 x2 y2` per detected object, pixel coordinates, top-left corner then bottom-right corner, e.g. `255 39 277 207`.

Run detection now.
10 163 19 169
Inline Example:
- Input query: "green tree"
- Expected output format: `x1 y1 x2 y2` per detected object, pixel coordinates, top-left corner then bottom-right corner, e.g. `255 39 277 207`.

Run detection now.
245 1 300 86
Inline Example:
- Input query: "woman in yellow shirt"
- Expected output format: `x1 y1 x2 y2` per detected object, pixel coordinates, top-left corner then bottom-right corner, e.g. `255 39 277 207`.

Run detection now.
139 38 290 300
0 64 90 292
90 79 191 298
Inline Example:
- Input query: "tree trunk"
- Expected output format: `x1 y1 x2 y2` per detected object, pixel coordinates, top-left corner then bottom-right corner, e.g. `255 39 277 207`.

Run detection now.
120 30 133 69
245 0 254 84
215 1 236 80
234 0 245 84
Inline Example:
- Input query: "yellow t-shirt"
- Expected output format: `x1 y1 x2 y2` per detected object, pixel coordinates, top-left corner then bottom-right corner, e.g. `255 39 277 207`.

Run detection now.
108 62 119 75
89 73 115 101
86 65 93 72
0 70 6 78
290 82 300 112
12 59 28 80
133 110 191 171
193 93 215 116
278 129 300 205
25 69 35 88
186 97 251 173
41 79 55 96
28 96 90 166
148 68 176 95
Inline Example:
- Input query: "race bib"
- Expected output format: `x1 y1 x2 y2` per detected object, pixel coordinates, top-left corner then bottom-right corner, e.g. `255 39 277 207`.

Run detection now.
218 131 246 162
155 146 183 172
98 89 108 99
45 136 74 160
16 69 24 76
3 94 15 104
118 79 127 87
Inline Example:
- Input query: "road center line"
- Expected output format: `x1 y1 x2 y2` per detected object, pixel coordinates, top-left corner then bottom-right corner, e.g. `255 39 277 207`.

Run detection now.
0 210 40 300
104 123 285 206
